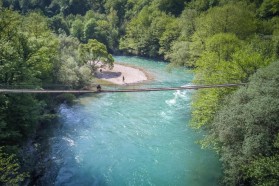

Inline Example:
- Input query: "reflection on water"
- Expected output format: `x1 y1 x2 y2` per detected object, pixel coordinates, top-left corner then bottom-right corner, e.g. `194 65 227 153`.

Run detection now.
43 56 221 186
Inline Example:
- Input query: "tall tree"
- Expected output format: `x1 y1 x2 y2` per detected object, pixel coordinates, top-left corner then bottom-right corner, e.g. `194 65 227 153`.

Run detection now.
78 39 114 73
56 36 93 88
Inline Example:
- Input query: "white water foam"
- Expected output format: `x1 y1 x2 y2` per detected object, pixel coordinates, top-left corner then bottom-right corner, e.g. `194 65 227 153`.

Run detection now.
62 136 75 147
166 90 189 107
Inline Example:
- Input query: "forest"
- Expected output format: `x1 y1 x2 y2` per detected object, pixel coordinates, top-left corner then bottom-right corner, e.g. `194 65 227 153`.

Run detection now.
0 0 279 185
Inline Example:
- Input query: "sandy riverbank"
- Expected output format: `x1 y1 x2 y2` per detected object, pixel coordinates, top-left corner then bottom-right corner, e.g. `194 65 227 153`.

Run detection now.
95 63 150 85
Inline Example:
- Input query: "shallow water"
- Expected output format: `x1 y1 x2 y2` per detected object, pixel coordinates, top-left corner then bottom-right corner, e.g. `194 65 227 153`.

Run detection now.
44 56 221 186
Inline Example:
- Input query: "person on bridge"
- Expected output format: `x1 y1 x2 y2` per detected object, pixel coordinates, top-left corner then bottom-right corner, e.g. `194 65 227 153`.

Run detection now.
97 84 101 92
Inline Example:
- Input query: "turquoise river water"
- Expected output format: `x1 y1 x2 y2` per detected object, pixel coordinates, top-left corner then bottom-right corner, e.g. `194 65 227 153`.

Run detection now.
43 56 221 186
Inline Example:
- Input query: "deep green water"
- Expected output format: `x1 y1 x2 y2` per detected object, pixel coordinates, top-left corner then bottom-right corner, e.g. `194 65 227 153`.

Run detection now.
44 56 221 185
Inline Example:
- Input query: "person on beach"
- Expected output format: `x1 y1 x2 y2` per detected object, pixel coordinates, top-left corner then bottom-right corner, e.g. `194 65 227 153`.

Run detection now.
100 69 102 73
123 76 125 82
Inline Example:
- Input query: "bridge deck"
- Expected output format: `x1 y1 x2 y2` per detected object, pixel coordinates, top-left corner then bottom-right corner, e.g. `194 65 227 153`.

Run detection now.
0 83 246 94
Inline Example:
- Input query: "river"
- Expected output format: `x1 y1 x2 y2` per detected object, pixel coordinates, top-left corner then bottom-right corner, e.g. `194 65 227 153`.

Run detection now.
42 56 221 185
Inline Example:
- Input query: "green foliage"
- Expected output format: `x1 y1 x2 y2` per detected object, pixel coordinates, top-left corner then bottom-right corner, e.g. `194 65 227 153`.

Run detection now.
0 94 43 145
0 10 51 147
48 0 90 16
246 154 279 186
258 0 279 18
191 87 222 129
0 147 28 185
0 10 59 86
57 57 80 86
70 18 84 41
179 8 198 40
56 93 76 105
120 6 178 57
0 4 110 186
204 61 279 185
95 20 112 46
155 0 189 16
159 19 180 56
49 14 70 35
0 9 23 84
187 0 218 11
122 0 150 20
56 35 93 88
194 2 257 40
231 47 270 81
68 10 120 51
166 41 196 68
166 8 198 67
205 33 241 61
168 2 257 68
22 12 59 81
104 0 128 24
0 9 87 185
78 39 114 73
191 34 271 129
190 34 272 130
191 50 241 128
84 18 97 41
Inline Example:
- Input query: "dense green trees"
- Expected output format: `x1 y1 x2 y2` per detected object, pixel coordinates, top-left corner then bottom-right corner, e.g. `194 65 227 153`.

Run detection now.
70 18 84 41
167 1 258 68
0 9 58 141
177 3 279 185
65 10 120 52
205 61 279 185
191 35 271 129
0 6 114 184
0 9 55 184
120 5 179 57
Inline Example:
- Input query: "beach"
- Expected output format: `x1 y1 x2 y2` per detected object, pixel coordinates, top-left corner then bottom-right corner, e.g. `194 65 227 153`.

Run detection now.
96 63 148 85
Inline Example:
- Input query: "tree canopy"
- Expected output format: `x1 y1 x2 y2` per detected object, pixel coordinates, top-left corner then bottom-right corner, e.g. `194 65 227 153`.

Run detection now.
78 39 114 73
205 61 279 185
0 6 114 184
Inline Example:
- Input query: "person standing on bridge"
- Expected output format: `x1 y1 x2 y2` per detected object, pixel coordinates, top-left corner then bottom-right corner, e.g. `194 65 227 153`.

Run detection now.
97 84 101 92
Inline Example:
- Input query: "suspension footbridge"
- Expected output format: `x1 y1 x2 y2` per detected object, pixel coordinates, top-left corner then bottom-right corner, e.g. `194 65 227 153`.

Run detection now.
0 83 246 94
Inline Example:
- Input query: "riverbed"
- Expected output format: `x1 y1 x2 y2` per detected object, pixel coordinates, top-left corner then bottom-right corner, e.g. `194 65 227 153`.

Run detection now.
42 56 221 185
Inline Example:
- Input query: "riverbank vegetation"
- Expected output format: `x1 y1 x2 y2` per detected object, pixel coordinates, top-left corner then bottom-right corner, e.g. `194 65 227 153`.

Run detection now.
1 0 279 185
0 3 113 184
